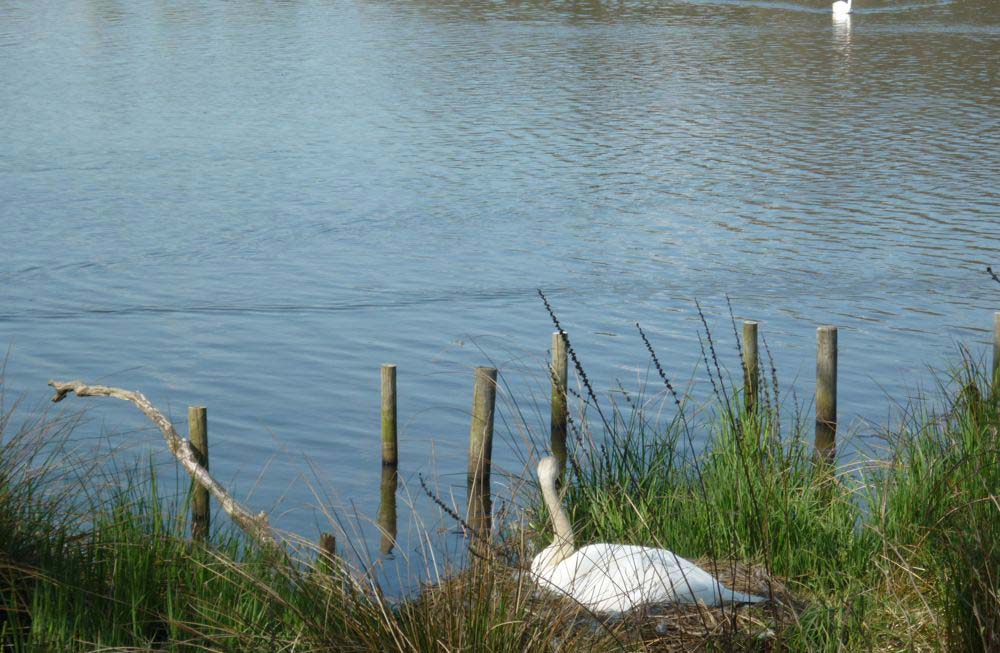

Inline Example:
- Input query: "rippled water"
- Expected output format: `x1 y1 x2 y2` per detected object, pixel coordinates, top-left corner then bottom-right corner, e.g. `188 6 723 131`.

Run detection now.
1 0 997 576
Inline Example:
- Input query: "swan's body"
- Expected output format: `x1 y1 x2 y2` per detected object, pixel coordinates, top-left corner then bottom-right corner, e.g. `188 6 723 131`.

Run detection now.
832 0 852 15
530 456 766 614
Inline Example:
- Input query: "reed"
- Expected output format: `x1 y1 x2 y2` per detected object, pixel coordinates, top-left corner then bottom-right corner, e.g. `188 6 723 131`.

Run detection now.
0 379 612 652
532 308 997 651
1 311 997 651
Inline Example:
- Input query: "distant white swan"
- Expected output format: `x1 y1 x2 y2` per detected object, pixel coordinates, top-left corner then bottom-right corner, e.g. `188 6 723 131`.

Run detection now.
530 456 767 614
832 0 852 15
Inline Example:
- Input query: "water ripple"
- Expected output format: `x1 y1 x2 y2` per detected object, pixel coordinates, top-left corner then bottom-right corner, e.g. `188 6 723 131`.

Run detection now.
0 0 997 581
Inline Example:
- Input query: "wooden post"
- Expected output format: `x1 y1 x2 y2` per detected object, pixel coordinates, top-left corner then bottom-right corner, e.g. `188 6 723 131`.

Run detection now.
188 406 209 540
319 532 336 558
992 312 1000 390
550 332 568 475
742 321 759 415
381 364 398 468
467 366 498 537
815 326 838 464
318 532 337 573
378 466 398 555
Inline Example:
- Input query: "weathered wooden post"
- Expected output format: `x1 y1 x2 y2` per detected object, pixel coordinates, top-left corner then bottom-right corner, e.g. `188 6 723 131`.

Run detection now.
550 331 568 475
467 366 498 538
742 321 759 415
318 532 337 573
992 312 1000 391
188 406 209 540
378 465 398 555
815 326 838 464
319 532 336 558
378 363 399 554
381 364 398 468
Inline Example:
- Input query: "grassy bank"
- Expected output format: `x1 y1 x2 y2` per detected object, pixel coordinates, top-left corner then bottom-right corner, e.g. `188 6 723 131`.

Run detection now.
554 335 999 650
1 342 997 651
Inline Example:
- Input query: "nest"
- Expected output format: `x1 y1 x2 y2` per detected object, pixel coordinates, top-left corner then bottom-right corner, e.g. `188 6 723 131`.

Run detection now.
537 558 805 651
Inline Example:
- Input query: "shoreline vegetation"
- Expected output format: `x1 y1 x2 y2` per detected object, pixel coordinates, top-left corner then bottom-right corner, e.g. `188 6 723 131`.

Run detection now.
1 310 998 652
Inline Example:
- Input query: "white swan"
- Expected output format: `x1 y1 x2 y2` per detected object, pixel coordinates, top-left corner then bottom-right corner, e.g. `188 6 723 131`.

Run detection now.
832 0 852 16
530 456 767 614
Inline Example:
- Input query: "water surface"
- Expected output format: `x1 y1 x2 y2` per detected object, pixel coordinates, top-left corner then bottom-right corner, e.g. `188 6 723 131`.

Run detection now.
1 0 997 578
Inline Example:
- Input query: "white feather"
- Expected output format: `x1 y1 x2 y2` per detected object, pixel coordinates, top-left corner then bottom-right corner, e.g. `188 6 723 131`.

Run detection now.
530 456 767 614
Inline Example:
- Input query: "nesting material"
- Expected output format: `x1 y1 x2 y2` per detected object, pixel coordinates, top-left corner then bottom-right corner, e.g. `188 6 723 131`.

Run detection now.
530 558 803 651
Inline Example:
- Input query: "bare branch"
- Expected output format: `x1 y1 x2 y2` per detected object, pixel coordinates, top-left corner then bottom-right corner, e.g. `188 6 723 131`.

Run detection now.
49 379 276 547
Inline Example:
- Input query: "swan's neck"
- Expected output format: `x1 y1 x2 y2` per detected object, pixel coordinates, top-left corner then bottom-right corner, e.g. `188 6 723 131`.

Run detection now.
539 467 575 565
846 0 852 8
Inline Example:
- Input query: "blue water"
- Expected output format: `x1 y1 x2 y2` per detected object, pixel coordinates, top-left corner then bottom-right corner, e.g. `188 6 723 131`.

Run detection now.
1 0 997 582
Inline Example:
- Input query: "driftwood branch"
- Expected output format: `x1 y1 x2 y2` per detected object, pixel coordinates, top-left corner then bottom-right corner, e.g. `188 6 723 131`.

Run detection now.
49 379 276 547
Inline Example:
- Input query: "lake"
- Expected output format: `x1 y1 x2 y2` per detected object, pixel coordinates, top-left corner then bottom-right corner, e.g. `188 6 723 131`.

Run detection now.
1 0 997 578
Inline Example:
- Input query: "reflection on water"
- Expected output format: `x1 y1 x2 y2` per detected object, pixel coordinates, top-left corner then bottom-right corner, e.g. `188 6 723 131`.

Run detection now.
833 14 852 53
378 467 398 556
0 0 997 585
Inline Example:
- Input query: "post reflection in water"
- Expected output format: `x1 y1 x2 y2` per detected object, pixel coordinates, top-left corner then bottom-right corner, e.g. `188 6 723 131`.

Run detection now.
377 466 398 556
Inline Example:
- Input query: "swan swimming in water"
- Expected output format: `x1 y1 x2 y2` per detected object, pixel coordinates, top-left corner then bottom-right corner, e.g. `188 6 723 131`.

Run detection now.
530 456 767 614
832 0 852 15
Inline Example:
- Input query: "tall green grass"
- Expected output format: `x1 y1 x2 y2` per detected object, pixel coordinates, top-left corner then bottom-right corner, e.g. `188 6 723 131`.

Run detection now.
867 351 999 651
0 384 619 651
1 328 997 651
537 319 999 651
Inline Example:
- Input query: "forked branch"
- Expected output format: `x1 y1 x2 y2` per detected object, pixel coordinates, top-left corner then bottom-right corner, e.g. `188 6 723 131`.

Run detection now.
49 379 276 547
